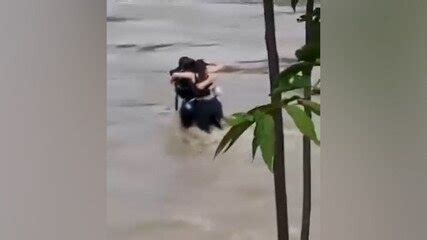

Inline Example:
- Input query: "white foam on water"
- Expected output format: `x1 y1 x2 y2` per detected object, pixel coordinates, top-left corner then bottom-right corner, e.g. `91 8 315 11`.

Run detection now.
172 214 214 231
170 113 227 147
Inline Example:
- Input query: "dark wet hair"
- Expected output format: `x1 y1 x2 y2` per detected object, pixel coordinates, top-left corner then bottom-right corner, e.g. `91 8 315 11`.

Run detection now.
194 59 209 82
179 56 195 67
169 56 196 75
170 57 209 82
170 57 212 99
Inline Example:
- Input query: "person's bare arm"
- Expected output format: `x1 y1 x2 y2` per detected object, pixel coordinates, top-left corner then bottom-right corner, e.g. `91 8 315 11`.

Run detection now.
206 64 224 73
196 74 216 89
170 72 196 83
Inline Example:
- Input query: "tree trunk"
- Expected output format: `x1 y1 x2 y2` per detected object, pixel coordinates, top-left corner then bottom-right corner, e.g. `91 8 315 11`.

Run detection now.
301 0 314 240
301 88 312 240
262 1 289 240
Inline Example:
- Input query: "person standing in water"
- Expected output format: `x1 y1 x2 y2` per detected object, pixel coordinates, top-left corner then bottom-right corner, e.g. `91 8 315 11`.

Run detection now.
169 57 224 132
170 58 223 97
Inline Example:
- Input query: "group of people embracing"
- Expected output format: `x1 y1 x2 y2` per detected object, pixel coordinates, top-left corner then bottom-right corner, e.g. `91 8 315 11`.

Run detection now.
169 56 224 133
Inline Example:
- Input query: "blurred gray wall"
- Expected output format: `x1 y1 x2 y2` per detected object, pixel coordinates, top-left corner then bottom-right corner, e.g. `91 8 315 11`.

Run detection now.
323 0 427 239
0 1 105 240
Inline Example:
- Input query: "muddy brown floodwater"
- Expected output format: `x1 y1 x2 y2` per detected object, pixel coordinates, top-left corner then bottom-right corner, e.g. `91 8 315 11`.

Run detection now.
107 1 320 239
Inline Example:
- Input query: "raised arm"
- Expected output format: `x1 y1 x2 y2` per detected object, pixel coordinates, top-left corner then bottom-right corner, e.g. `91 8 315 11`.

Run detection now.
206 64 224 73
196 74 216 90
170 72 196 83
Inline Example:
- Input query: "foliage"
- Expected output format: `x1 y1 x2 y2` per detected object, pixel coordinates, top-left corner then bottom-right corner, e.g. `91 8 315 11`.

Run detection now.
215 61 321 171
291 0 299 12
215 3 321 173
285 105 319 145
253 111 275 171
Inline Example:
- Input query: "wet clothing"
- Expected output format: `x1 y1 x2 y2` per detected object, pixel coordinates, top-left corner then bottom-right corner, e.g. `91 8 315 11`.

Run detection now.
173 72 212 99
174 77 199 101
170 60 223 133
179 97 223 133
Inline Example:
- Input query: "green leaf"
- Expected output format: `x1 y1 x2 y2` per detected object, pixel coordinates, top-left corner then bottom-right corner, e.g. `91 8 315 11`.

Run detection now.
291 0 299 12
226 112 254 126
277 62 315 87
295 43 320 62
251 137 258 160
214 120 254 158
282 95 301 105
297 14 308 22
247 103 276 115
279 62 313 82
291 74 311 88
285 105 320 145
298 99 320 116
246 96 300 117
254 111 275 172
274 73 311 95
313 7 321 21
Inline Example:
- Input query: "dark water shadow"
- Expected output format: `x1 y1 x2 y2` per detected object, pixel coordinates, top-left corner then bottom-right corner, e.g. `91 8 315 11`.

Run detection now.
111 100 159 108
107 16 139 22
187 43 220 48
138 43 175 52
237 57 297 64
109 42 220 52
116 44 138 49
